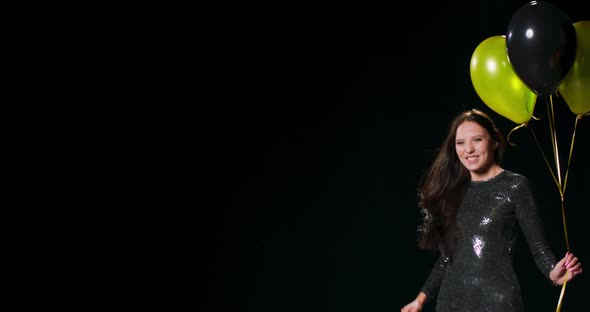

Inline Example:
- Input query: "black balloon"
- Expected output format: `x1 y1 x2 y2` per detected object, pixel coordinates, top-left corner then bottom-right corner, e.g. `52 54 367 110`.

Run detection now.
506 1 576 96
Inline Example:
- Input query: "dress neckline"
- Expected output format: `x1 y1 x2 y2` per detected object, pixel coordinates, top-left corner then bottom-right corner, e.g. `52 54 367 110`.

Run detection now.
471 169 506 183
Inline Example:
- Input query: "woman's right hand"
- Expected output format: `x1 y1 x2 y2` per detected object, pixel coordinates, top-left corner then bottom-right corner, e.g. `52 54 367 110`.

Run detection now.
401 299 423 312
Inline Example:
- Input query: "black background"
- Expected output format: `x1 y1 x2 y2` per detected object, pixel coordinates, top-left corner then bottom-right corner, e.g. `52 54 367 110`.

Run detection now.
1 0 590 311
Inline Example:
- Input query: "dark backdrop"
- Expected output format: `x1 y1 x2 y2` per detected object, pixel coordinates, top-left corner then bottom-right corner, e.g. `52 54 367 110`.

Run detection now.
1 0 589 311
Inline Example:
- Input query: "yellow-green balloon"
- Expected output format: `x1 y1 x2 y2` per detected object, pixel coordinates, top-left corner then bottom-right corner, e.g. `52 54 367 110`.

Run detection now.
470 35 537 124
558 21 590 116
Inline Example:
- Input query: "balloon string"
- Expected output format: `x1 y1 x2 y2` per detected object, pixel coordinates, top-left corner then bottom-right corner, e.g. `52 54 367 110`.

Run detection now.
548 95 563 196
561 195 571 251
554 116 587 312
559 114 582 253
506 123 527 146
562 115 581 194
527 125 560 190
547 93 570 253
547 93 574 312
556 271 569 312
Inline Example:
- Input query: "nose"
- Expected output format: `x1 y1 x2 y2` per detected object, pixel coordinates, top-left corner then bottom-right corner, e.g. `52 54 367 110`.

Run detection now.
465 143 475 153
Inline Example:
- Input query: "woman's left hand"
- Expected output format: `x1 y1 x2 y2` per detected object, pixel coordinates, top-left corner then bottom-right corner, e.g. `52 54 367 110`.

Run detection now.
550 252 583 285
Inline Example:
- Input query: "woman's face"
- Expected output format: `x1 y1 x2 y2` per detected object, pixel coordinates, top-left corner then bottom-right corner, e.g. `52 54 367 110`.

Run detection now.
455 121 498 179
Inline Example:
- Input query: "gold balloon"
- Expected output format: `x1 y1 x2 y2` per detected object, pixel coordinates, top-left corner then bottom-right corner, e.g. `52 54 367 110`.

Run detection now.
559 21 590 116
470 35 537 124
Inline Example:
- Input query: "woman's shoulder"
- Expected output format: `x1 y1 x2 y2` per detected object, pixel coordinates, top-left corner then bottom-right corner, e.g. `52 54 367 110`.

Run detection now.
502 169 521 177
500 169 530 185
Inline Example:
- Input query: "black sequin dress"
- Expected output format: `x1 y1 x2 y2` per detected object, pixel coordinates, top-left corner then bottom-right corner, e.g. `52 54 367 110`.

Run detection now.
421 170 557 312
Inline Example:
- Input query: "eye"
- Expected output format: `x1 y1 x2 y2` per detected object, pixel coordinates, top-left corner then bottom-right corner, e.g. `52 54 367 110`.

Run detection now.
456 141 464 145
474 137 483 141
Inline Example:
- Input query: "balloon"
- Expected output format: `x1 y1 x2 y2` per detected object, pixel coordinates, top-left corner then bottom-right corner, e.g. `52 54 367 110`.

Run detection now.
506 1 577 96
558 21 590 116
470 35 537 124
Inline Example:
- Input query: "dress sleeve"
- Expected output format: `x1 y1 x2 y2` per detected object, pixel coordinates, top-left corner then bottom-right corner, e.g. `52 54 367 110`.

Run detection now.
420 255 449 300
514 176 557 279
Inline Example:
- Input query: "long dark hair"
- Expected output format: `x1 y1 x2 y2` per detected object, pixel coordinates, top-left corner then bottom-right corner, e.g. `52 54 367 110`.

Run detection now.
417 109 506 257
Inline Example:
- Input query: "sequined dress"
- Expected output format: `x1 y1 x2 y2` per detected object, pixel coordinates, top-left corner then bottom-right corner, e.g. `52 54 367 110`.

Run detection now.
421 170 557 312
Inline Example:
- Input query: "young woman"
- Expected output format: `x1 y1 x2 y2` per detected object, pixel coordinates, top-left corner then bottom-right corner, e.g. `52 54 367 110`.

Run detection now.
401 109 582 312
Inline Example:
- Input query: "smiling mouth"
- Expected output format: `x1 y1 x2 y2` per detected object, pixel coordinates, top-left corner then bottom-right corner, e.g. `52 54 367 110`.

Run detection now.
466 156 479 161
